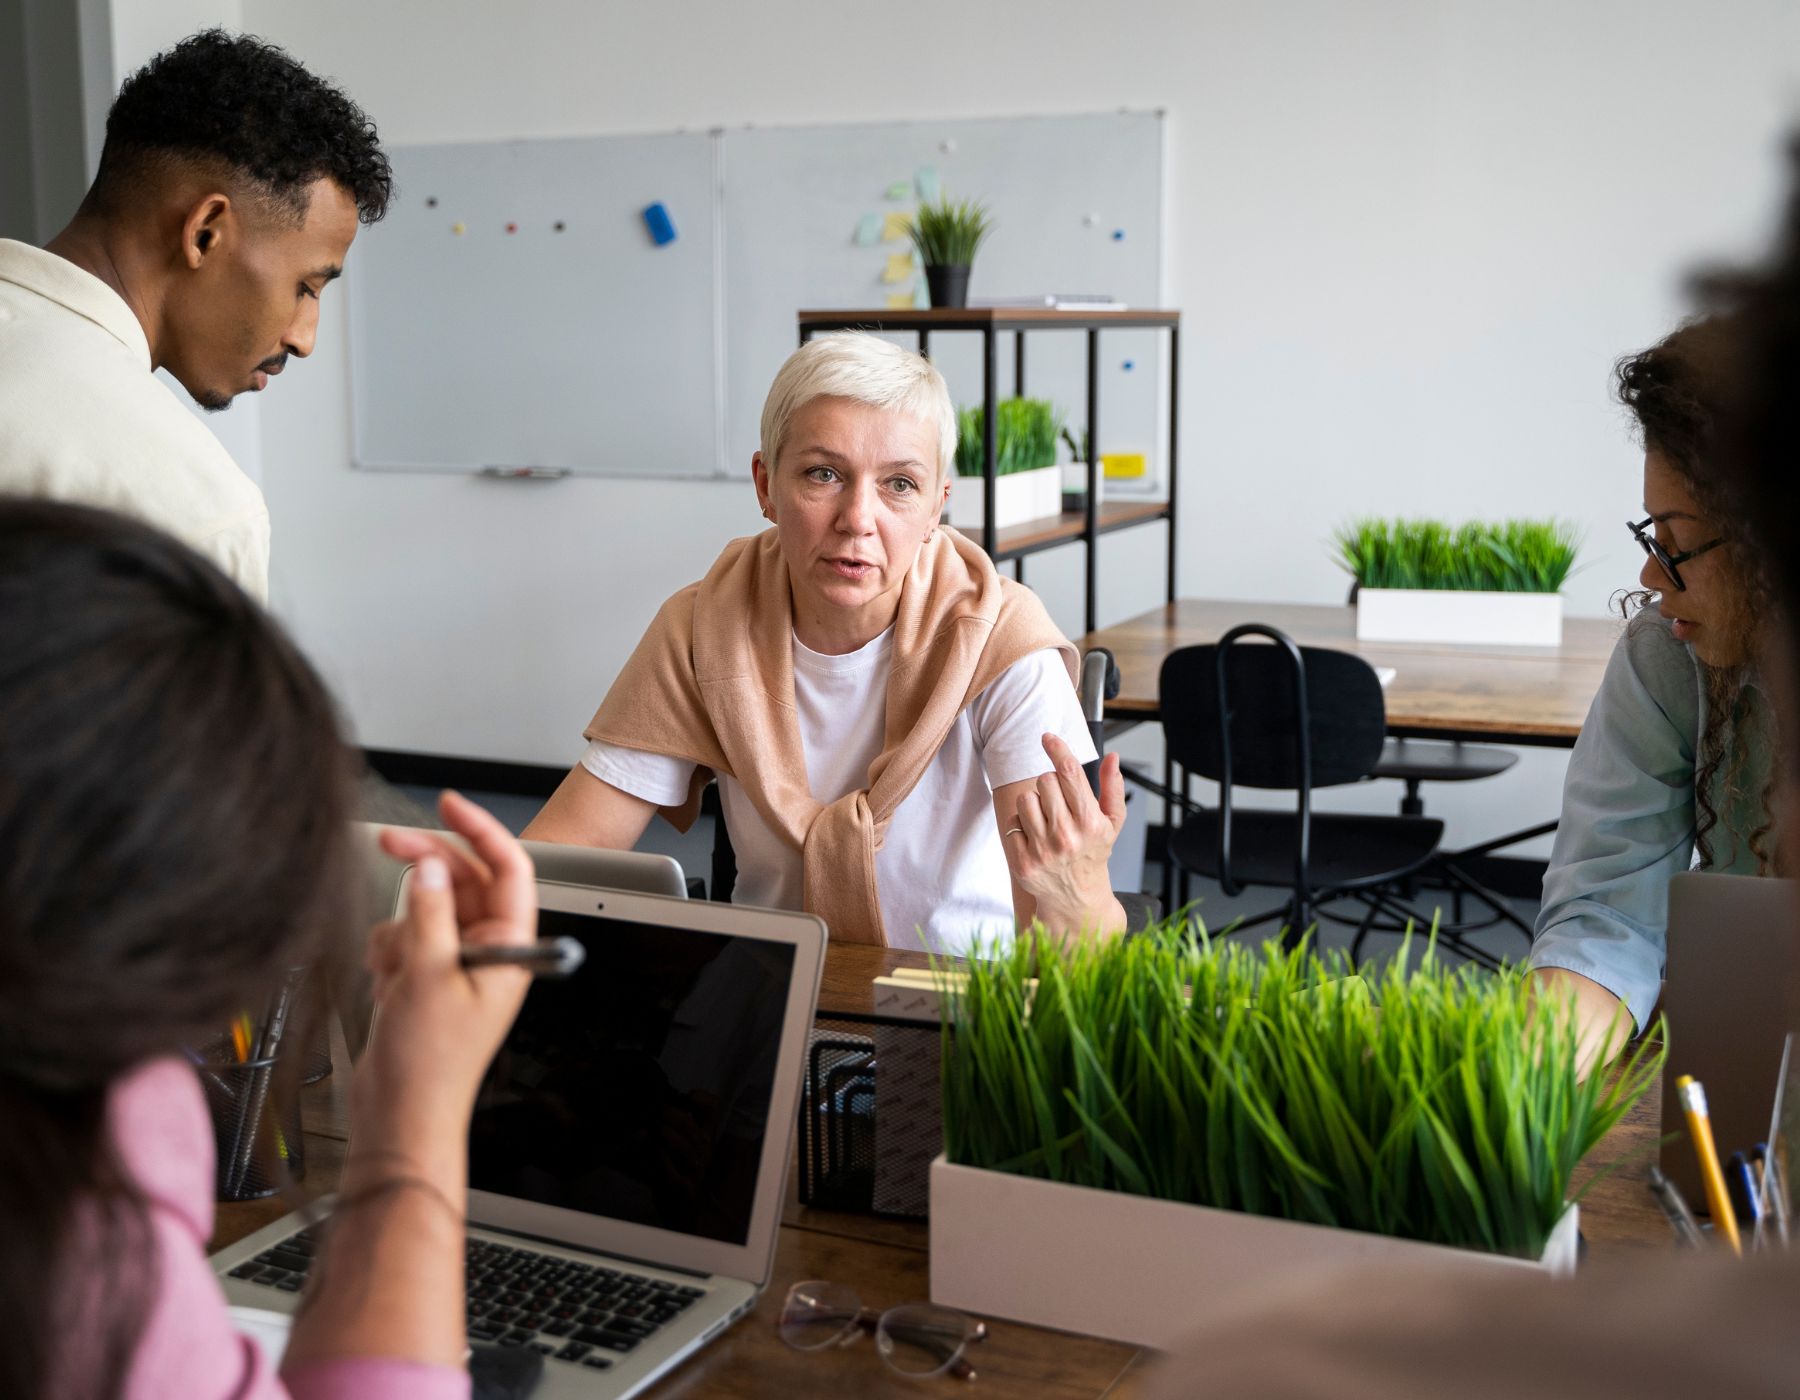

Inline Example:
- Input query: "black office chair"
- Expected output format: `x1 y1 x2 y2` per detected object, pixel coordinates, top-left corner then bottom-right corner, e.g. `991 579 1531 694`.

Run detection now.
1158 624 1478 958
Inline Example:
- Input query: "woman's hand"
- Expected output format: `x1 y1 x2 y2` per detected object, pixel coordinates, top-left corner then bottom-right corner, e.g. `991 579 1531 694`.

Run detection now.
356 790 537 1156
286 791 537 1374
998 733 1128 940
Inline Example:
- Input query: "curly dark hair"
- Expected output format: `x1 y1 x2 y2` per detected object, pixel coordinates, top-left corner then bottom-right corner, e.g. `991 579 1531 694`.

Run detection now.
84 28 392 225
1614 317 1777 872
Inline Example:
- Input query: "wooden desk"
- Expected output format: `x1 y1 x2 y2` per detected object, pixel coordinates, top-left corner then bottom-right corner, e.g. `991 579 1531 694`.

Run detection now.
1080 599 1623 747
213 945 1671 1397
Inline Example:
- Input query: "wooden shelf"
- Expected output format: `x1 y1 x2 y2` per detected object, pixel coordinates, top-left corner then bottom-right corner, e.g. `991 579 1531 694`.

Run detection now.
984 500 1170 561
799 307 1181 332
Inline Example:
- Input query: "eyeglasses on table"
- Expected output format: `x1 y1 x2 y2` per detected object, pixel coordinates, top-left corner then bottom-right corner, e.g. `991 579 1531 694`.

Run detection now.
778 1279 988 1381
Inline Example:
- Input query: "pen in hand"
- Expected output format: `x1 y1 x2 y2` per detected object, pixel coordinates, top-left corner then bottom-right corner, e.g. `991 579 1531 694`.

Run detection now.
460 936 585 978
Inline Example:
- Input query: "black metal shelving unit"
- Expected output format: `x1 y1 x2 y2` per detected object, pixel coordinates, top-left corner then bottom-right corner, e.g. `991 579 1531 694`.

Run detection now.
798 307 1181 633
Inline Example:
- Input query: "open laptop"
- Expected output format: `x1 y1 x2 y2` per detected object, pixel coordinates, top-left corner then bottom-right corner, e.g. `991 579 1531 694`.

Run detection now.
1658 872 1797 1208
212 881 827 1396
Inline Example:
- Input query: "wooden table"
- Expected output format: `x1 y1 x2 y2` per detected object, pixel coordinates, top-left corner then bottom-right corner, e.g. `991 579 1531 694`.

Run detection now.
1080 599 1623 747
213 946 1670 1397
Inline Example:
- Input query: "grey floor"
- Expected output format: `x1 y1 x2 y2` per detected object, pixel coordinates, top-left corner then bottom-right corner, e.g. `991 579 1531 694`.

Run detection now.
378 781 1539 974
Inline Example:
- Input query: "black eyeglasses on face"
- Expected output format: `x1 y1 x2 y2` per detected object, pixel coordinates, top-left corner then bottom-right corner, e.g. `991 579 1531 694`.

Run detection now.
1627 516 1725 593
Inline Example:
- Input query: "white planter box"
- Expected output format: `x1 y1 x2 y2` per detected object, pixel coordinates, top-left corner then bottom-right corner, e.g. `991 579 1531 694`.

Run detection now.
1356 588 1563 647
929 1155 1578 1349
948 464 1063 532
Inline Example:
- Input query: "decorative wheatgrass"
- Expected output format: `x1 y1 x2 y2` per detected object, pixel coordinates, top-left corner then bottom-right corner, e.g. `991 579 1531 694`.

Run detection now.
907 196 993 268
937 928 1660 1260
954 398 1063 477
1334 518 1581 594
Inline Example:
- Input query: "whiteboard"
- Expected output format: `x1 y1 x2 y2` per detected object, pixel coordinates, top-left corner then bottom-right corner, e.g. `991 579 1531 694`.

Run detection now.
723 112 1166 485
348 131 720 476
347 113 1163 481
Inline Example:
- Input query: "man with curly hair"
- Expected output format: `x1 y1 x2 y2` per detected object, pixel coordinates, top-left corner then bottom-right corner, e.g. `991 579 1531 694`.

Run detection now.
0 29 392 599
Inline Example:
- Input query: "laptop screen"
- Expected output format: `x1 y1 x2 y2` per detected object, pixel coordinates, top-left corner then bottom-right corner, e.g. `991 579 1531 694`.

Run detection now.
468 907 798 1247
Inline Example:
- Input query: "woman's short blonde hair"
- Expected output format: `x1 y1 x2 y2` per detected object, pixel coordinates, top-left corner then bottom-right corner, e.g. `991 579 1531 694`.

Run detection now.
759 332 957 482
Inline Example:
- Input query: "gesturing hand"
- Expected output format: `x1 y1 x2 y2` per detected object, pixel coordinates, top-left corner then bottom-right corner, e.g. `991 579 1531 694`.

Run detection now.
1001 733 1128 939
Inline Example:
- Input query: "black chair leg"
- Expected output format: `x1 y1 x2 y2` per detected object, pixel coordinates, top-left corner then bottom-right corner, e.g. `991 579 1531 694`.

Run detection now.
1437 861 1536 943
1348 895 1383 963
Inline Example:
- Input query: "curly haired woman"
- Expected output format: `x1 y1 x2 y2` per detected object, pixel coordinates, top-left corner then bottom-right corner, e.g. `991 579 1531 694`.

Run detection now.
1530 316 1781 1068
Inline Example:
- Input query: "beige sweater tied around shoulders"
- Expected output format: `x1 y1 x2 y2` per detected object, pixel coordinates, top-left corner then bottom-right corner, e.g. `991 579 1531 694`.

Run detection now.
584 527 1077 945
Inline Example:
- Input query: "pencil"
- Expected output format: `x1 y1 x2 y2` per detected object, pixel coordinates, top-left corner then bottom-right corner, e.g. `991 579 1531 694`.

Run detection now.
1676 1075 1742 1256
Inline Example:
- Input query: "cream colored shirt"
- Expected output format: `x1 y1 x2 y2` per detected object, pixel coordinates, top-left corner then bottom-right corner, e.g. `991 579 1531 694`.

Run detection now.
0 239 270 599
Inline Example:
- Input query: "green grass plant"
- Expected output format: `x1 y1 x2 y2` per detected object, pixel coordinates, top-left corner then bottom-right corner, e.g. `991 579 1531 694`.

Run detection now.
955 397 1064 477
1333 518 1580 593
908 196 993 267
938 927 1660 1260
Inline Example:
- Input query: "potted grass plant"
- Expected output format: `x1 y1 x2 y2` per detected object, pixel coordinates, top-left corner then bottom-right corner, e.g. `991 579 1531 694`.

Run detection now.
908 196 992 309
1334 518 1580 646
948 397 1065 531
929 929 1660 1348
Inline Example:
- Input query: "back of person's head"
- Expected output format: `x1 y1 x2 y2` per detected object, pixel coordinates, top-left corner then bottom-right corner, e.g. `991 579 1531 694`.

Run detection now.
83 28 391 228
760 333 958 481
0 501 358 1400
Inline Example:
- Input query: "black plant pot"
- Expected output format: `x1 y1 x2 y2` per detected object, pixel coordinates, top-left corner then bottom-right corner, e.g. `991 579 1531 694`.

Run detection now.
924 264 970 309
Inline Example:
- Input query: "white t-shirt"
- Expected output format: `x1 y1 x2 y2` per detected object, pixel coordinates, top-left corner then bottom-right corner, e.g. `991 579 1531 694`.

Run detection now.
0 240 270 599
583 630 1096 953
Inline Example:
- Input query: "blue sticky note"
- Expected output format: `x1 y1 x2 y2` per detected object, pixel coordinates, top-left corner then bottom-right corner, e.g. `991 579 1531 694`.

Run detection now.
642 202 677 246
916 165 941 202
854 213 883 246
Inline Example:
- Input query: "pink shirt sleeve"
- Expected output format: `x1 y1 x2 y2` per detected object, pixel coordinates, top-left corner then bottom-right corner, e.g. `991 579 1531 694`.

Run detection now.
110 1058 469 1400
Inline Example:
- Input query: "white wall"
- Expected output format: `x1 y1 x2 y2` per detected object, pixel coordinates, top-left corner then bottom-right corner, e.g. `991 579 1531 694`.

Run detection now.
231 0 1800 853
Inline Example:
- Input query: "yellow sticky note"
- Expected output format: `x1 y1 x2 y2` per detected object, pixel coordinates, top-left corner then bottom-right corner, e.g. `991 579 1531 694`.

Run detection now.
883 252 916 284
1102 452 1147 479
886 291 916 309
882 211 912 243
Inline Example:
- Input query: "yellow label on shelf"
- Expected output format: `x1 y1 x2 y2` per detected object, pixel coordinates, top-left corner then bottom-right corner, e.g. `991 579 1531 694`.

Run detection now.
1102 452 1147 479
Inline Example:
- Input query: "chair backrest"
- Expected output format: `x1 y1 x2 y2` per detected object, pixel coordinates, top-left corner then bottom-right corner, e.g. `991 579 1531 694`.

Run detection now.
1158 632 1387 790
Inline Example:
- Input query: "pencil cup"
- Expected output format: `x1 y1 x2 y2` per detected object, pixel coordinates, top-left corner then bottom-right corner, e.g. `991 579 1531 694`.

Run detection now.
196 1041 307 1202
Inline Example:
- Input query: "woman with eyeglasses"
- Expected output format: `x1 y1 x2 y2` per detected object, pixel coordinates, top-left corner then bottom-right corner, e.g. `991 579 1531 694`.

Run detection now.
1530 316 1781 1071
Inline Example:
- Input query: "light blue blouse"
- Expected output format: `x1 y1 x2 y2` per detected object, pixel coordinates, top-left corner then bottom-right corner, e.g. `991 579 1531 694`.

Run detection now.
1529 612 1770 1032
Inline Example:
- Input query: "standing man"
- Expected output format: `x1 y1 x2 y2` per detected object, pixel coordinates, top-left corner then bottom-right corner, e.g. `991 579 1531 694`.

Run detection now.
0 29 392 599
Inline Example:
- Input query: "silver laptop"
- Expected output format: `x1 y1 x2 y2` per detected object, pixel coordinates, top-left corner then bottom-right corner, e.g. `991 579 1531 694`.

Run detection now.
1658 872 1797 1208
213 882 827 1396
523 838 688 898
355 822 689 902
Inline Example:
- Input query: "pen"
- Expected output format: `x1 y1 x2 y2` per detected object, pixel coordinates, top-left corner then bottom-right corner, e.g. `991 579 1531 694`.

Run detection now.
1647 1167 1706 1250
1677 1075 1742 1256
1729 1151 1764 1249
460 936 586 978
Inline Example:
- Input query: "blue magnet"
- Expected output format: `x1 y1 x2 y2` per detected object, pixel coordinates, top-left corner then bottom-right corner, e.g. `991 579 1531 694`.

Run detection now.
1122 359 1135 372
642 202 678 246
1111 228 1125 241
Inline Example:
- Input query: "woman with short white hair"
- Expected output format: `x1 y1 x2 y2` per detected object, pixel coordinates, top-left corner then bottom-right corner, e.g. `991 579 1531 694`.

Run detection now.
526 333 1126 950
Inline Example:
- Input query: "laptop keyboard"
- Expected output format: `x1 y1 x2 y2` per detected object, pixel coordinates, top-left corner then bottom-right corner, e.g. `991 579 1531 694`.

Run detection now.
226 1225 709 1371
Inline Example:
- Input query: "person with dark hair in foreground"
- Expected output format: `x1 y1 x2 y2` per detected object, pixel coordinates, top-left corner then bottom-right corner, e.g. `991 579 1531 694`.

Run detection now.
0 29 393 600
1530 316 1781 1072
1146 143 1800 1400
0 502 534 1400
